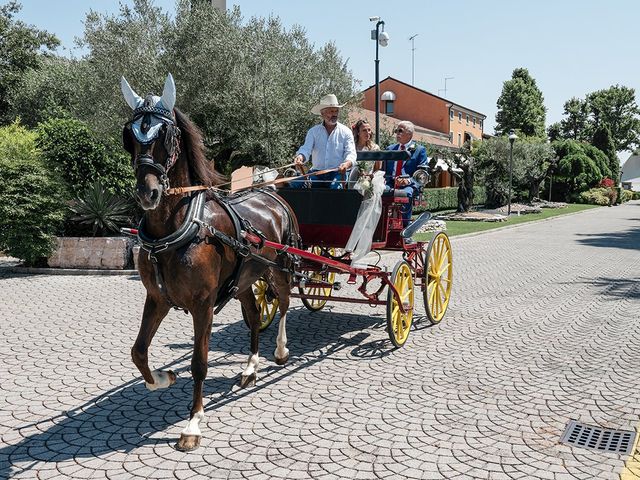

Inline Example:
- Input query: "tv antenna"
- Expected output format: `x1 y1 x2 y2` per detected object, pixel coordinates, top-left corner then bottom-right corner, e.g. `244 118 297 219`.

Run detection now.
438 76 454 97
409 34 418 85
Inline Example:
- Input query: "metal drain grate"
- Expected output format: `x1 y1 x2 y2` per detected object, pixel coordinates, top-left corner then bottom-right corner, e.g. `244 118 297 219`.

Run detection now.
560 420 636 454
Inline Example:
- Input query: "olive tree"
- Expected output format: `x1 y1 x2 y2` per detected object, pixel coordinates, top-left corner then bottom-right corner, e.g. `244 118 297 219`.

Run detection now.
12 0 358 174
475 135 554 207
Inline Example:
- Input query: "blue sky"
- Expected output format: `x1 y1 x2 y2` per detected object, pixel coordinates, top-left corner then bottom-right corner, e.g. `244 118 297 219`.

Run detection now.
15 0 640 144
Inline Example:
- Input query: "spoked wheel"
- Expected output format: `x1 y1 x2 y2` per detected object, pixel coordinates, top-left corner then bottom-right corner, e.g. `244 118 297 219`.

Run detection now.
242 278 278 331
299 247 336 312
386 260 415 348
424 232 453 324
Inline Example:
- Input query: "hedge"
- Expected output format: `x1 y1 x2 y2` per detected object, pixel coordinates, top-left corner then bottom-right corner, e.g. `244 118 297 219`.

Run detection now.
416 186 486 212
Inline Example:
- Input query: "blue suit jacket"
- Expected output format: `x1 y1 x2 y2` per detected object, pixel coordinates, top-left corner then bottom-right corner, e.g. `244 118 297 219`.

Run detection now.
384 141 428 190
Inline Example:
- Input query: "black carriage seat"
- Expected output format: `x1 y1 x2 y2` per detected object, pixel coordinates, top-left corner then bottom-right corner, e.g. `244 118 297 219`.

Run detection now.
277 188 363 226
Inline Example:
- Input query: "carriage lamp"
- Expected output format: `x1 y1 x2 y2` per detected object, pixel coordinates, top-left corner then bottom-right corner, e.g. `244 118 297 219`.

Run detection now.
412 167 430 187
371 17 389 145
508 130 518 216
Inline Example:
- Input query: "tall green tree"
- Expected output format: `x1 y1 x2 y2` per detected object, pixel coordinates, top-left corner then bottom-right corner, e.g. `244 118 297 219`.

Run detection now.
0 1 59 124
495 68 547 138
587 85 640 153
591 123 619 181
559 97 590 140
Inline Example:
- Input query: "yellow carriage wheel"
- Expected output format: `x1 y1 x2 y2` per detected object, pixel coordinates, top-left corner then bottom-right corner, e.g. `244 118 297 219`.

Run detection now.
242 278 278 331
424 232 453 324
299 247 336 312
386 260 414 348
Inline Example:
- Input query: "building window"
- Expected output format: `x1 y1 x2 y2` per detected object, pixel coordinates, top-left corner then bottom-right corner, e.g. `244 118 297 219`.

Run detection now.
458 112 462 122
466 114 469 125
473 117 476 127
385 100 394 115
480 120 483 130
450 109 454 120
449 131 453 142
457 133 461 146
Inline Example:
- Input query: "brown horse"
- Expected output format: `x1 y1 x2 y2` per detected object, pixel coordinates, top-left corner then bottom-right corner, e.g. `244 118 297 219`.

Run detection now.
121 74 298 451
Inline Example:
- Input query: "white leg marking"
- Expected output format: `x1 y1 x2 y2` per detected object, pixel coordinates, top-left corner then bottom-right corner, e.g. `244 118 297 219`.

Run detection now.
145 370 172 391
274 313 289 361
242 353 260 378
181 408 205 436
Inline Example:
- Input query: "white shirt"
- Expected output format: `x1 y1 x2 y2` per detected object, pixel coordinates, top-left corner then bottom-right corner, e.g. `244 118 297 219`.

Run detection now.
297 122 356 170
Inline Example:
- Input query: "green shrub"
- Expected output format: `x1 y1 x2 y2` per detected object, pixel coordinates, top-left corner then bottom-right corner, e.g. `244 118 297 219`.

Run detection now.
578 187 610 206
620 189 633 203
0 122 67 266
472 185 487 206
632 191 640 200
36 118 133 197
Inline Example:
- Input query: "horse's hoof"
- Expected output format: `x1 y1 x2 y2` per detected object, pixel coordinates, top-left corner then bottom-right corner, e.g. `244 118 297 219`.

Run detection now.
240 373 256 388
274 353 289 366
175 434 201 452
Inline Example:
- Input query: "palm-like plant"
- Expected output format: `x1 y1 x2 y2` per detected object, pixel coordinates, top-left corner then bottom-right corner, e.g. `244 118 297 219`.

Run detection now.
69 179 132 236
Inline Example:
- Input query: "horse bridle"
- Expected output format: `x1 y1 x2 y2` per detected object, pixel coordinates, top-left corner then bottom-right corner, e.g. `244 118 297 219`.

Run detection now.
127 105 181 194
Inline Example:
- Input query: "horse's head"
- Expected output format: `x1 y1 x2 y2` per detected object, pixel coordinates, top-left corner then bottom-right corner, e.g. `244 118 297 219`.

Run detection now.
121 74 180 210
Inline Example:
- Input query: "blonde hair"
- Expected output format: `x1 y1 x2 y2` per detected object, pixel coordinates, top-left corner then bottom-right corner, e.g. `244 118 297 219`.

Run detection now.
352 119 379 151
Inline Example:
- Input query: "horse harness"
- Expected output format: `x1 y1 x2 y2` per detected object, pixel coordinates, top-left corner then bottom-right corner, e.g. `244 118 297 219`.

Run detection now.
136 188 300 314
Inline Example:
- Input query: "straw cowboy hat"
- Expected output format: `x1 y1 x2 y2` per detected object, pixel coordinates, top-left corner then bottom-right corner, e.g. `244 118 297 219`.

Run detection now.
311 94 345 115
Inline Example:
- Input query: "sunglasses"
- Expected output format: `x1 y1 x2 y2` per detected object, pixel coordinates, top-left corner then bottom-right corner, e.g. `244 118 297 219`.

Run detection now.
394 128 406 134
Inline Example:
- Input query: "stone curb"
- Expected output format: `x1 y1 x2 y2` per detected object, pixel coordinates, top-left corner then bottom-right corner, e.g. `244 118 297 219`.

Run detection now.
6 265 139 276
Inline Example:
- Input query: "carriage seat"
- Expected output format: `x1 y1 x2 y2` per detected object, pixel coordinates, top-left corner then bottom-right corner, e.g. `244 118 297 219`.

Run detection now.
382 189 408 197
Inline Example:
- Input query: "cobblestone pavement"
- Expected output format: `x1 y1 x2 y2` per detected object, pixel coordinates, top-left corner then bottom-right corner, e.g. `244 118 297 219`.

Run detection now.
1 203 639 479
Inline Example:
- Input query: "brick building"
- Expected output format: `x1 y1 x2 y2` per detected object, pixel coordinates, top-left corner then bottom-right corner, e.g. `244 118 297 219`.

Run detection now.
360 76 486 187
362 76 486 148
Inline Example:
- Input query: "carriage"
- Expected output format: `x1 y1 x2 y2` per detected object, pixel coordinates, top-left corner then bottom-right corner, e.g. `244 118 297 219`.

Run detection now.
244 149 453 348
120 74 453 450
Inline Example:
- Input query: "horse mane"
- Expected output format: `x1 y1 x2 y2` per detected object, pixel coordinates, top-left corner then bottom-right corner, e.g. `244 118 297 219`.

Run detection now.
174 108 226 187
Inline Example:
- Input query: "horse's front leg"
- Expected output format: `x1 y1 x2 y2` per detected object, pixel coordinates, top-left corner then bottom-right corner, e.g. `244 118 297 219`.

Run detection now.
238 289 260 388
176 303 213 452
132 294 176 389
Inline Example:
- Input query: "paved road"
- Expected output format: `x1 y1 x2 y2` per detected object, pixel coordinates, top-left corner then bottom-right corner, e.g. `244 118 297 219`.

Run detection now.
1 203 639 479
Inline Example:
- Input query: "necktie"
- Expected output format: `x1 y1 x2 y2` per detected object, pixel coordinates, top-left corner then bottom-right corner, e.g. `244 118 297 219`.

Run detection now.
395 144 405 177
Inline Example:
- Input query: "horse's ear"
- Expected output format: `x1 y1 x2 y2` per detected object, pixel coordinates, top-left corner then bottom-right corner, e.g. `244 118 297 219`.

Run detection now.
122 126 134 155
121 76 142 110
160 73 176 111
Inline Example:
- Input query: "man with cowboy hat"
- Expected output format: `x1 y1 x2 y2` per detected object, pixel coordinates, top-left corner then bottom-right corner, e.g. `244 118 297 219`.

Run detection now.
291 94 356 189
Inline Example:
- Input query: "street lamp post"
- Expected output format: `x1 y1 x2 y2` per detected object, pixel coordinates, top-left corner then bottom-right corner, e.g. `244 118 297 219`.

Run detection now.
548 156 558 201
370 17 389 145
508 130 518 216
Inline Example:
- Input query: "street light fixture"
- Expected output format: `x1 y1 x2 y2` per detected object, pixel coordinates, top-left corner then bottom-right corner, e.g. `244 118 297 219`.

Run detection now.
508 130 518 216
371 17 389 145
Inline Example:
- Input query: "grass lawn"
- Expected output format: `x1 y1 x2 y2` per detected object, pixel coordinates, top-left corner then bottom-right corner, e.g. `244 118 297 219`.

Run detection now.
414 204 601 240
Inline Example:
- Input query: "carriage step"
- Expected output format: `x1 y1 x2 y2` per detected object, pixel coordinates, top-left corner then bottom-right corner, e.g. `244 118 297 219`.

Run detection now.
401 212 433 239
347 274 357 284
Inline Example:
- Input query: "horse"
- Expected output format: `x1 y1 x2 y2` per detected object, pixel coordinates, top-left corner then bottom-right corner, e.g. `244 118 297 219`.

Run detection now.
120 74 299 451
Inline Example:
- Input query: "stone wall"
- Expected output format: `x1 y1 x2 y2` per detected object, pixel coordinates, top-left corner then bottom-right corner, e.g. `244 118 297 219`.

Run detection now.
47 237 134 270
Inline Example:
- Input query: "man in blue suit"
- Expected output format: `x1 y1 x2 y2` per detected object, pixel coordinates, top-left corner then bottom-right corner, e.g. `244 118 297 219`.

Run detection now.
384 121 428 226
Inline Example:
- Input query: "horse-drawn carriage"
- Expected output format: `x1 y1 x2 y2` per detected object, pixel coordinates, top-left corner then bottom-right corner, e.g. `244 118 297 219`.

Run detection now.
245 150 453 348
119 74 453 450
